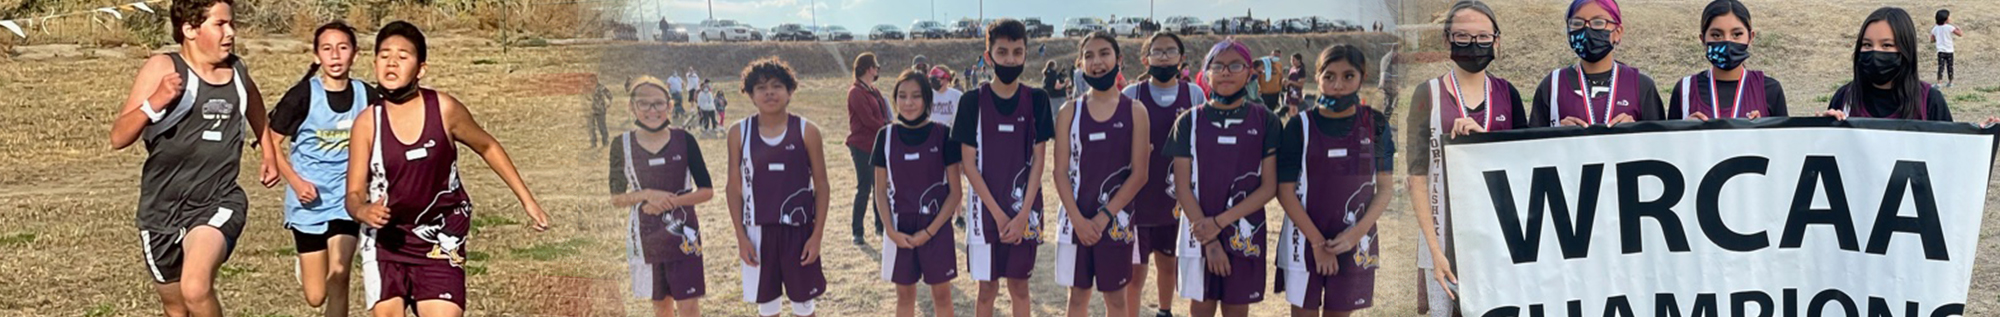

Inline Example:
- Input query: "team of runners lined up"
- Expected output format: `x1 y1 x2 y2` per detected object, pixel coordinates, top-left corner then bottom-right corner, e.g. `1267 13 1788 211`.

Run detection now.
110 0 1997 316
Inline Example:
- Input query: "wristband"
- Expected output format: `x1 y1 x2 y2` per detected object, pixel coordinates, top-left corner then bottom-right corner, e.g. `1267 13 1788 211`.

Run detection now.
140 100 165 123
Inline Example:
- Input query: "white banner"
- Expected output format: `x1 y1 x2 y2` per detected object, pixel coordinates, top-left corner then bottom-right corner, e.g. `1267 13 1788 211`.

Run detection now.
1444 120 1997 317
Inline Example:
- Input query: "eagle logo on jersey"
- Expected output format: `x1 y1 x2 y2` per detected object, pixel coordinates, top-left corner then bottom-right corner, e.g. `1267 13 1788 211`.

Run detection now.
417 204 472 267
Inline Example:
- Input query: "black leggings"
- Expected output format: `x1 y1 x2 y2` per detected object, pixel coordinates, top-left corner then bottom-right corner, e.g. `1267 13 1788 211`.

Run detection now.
1938 52 1955 82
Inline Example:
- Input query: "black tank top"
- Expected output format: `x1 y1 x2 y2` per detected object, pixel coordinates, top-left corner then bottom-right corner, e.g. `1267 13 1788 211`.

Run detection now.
136 53 251 233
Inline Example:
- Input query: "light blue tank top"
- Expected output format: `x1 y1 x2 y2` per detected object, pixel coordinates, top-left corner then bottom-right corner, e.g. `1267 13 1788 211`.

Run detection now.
284 77 367 233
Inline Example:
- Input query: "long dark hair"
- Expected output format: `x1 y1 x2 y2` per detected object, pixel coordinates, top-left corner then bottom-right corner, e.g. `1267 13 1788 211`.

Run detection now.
1850 7 1924 119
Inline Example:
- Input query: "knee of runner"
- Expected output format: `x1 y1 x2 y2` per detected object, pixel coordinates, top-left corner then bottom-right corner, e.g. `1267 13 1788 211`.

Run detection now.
758 300 784 316
178 282 217 304
790 301 815 316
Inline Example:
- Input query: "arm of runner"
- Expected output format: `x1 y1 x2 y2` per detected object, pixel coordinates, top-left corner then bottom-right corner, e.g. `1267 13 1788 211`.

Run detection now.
439 92 548 231
726 121 757 267
1051 103 1097 245
111 56 180 150
875 164 908 248
345 105 389 228
802 122 832 264
1101 104 1151 221
666 133 715 207
920 161 965 247
1215 156 1278 225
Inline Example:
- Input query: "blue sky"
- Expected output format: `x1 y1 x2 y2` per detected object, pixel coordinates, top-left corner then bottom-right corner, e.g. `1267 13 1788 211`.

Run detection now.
622 0 1395 31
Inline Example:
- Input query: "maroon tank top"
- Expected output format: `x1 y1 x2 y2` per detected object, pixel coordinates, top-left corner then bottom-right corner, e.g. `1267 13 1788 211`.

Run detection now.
739 114 816 226
368 89 471 265
624 130 700 262
1132 82 1195 226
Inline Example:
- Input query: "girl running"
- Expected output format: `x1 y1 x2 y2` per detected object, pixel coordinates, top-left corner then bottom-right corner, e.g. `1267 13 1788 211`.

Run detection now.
1274 44 1394 317
1404 2 1528 316
1120 31 1204 317
1668 0 1788 120
1530 0 1665 127
266 20 368 317
873 69 963 317
1169 38 1281 317
611 75 716 317
109 1 272 315
949 19 1053 317
726 57 832 317
1054 31 1149 317
346 21 553 317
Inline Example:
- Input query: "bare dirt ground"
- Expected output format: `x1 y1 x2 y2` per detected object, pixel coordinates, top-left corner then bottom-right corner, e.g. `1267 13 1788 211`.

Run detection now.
1398 0 2000 315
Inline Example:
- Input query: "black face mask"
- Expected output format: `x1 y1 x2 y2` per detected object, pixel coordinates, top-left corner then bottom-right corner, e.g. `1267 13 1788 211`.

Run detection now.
377 79 421 104
1705 41 1751 71
1857 51 1904 86
635 119 670 132
1149 65 1181 83
1450 42 1495 73
1568 28 1616 63
1210 85 1249 105
1315 93 1360 113
993 63 1025 84
1083 65 1121 91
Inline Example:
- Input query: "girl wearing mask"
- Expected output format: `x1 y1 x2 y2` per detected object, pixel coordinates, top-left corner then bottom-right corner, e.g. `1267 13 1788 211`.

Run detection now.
1530 0 1665 127
1669 0 1787 120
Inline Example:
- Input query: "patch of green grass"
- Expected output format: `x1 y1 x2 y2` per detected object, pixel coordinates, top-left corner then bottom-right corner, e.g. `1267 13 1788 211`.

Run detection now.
1976 86 2000 94
1814 95 1832 103
466 250 493 262
471 215 522 234
508 238 591 261
84 304 113 317
473 215 521 227
1955 93 1988 103
466 264 488 276
218 265 255 279
245 246 295 257
0 232 37 246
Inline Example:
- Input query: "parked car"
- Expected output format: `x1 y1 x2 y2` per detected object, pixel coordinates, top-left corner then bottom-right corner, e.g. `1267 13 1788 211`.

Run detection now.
951 19 984 39
1213 16 1269 35
910 20 948 39
870 24 904 40
1107 17 1151 37
1063 17 1106 37
698 19 762 42
1334 19 1361 32
1023 17 1055 38
1163 16 1208 35
1278 18 1311 34
771 23 815 41
656 20 690 42
912 20 948 39
820 25 854 41
1301 16 1335 33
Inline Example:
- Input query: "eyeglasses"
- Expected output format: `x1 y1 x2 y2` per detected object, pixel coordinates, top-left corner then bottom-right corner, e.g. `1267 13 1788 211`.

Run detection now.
1449 32 1499 45
1207 62 1250 73
635 100 671 111
1147 49 1180 57
1567 18 1618 31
